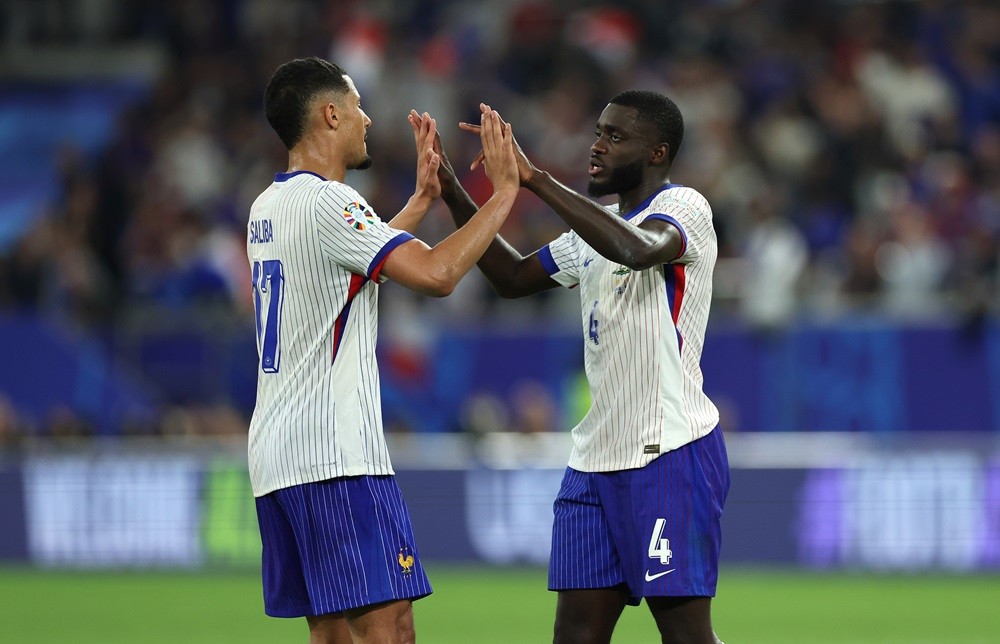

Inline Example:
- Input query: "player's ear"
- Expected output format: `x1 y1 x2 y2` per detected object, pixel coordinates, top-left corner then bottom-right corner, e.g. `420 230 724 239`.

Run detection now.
650 143 669 166
324 102 339 131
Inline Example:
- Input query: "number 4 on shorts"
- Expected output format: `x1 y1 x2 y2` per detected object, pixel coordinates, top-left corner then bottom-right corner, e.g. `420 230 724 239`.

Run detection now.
648 518 672 564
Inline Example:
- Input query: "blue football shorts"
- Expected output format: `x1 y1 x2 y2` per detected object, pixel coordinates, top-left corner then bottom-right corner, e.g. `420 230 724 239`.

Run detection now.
548 426 730 604
254 475 432 617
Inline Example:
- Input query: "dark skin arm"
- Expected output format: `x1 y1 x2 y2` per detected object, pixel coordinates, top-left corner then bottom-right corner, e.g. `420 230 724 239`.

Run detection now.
460 108 684 272
410 109 556 299
523 170 683 270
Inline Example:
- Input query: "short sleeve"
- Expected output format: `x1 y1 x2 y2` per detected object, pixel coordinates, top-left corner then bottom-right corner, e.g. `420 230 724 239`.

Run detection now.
539 230 580 288
644 188 713 265
315 182 414 280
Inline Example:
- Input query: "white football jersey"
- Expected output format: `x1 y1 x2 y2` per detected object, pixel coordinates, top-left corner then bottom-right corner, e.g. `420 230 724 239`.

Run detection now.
246 171 414 497
540 184 720 472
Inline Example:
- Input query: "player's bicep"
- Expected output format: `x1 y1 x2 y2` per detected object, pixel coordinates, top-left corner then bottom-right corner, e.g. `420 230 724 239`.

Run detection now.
378 237 443 293
636 218 686 266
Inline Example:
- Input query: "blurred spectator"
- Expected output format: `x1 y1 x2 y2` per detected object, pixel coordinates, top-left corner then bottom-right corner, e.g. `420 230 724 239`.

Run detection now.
509 380 559 434
739 192 808 331
158 403 249 438
0 395 28 451
877 203 952 317
44 406 95 442
460 392 511 437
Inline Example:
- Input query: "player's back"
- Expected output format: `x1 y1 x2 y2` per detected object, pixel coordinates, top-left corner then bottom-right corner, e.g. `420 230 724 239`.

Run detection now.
246 171 394 496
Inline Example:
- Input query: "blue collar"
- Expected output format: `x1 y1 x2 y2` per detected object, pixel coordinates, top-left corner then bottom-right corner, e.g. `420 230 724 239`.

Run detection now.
622 183 679 220
275 170 327 182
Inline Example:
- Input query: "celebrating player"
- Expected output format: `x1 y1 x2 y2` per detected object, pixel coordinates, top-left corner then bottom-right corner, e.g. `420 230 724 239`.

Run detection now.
429 91 730 643
247 57 518 643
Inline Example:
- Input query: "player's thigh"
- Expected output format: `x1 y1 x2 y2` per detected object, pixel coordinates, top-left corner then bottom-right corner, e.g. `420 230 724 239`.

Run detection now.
645 596 717 644
549 468 628 593
554 587 630 644
343 599 415 644
274 477 431 617
599 428 729 598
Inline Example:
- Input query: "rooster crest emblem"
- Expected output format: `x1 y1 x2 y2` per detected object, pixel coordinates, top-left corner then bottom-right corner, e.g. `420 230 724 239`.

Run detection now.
397 548 415 574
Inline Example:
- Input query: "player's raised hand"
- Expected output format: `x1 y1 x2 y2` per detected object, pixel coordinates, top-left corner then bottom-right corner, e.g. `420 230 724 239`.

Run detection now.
460 104 536 186
478 104 519 194
408 110 441 201
409 109 458 185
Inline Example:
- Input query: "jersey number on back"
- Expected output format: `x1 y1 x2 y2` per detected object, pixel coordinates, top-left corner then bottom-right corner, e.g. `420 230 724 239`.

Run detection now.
252 259 285 373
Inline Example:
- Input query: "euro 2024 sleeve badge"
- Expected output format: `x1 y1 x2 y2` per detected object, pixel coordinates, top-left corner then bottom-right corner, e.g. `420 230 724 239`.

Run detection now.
342 201 376 232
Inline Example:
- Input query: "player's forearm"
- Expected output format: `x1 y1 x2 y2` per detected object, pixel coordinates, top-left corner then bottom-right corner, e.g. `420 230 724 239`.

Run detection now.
388 194 434 234
440 172 477 225
441 176 539 296
525 170 654 268
425 187 518 294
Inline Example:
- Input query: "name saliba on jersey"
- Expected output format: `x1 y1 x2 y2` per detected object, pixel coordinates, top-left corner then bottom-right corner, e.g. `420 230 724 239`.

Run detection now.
249 218 274 244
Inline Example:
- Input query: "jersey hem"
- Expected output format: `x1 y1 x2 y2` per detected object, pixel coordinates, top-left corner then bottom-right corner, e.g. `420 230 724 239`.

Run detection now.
251 466 397 498
566 422 719 473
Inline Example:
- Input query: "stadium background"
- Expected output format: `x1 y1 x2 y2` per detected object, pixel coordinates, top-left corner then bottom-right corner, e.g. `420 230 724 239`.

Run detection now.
0 0 998 642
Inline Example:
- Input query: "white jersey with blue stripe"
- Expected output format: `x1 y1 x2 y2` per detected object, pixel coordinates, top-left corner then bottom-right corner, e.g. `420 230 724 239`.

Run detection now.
540 184 720 473
246 171 413 496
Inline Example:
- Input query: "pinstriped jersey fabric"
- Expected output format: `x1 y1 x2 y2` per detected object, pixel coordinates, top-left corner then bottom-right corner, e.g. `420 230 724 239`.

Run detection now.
246 171 413 497
540 184 720 472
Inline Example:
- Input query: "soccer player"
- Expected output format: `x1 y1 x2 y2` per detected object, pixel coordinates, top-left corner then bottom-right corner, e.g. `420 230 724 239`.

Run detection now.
429 92 730 643
247 57 518 643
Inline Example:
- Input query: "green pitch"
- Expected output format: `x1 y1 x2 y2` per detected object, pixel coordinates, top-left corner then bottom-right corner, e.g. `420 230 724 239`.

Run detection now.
1 566 997 643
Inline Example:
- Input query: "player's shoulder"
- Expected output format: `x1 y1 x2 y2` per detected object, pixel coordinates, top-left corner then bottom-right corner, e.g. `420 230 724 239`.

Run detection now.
276 172 360 201
312 178 373 215
648 184 712 218
309 176 357 199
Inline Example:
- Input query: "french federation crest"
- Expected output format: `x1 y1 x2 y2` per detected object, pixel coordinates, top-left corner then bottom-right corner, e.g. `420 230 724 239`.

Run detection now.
612 265 631 295
398 547 415 574
342 201 375 231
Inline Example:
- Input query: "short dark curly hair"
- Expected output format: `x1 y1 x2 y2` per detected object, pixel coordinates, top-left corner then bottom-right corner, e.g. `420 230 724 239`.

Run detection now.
264 57 351 149
609 90 684 163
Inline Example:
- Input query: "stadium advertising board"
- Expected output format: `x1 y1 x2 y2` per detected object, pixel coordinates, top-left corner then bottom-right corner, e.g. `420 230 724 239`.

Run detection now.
3 448 998 571
22 456 201 567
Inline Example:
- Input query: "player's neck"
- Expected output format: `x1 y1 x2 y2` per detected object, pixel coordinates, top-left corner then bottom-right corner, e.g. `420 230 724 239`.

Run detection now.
287 137 346 182
617 176 672 215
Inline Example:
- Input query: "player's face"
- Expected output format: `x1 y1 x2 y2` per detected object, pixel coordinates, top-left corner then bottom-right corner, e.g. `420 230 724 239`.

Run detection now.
587 104 649 197
341 76 373 170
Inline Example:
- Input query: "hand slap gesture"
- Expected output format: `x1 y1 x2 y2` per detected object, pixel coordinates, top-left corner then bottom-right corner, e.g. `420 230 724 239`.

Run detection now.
477 103 519 194
409 110 441 201
460 105 536 186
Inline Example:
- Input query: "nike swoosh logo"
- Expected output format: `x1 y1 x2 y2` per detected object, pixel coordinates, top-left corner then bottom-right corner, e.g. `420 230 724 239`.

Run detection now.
644 569 675 582
583 258 593 267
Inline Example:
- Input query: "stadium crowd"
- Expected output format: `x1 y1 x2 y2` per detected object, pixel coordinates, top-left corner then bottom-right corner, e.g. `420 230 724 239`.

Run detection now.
0 0 998 438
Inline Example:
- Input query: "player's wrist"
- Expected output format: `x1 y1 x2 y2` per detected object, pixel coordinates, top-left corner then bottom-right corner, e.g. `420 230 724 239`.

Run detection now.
524 168 548 191
491 185 519 200
408 192 435 211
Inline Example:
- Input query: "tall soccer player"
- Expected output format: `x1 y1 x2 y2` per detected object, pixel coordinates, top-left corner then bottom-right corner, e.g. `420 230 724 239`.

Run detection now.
247 57 519 643
428 92 730 643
